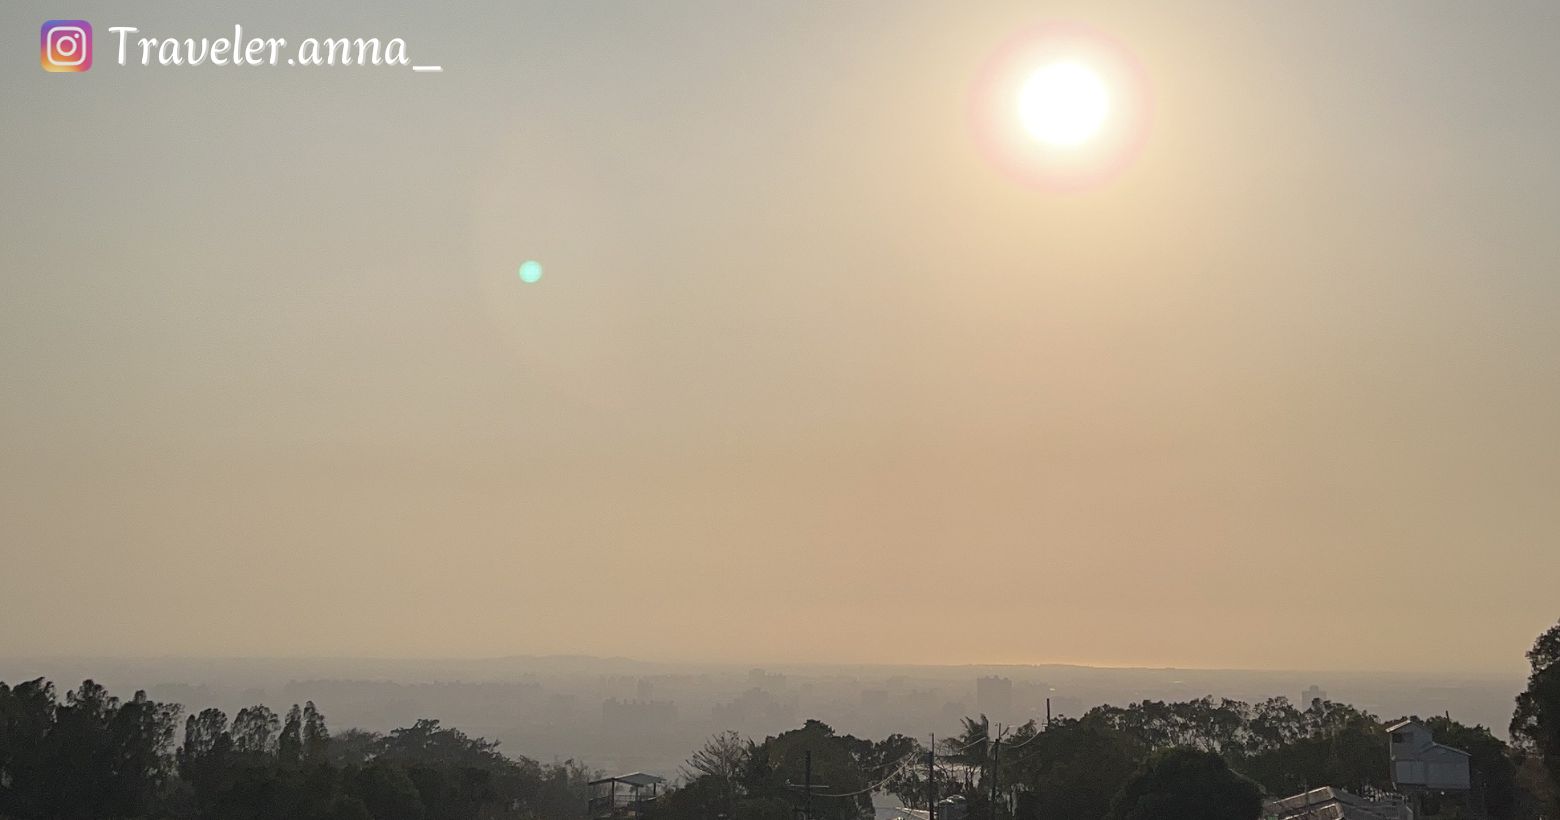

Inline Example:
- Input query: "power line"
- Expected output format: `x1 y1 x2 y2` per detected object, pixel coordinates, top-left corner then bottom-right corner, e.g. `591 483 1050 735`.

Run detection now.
808 752 920 798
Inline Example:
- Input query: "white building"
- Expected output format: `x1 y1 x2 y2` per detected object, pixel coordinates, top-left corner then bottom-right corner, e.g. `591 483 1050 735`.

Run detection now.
1385 719 1470 792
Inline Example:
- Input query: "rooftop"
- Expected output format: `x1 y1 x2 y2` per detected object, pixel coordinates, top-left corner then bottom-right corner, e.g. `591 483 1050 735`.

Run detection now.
589 772 666 788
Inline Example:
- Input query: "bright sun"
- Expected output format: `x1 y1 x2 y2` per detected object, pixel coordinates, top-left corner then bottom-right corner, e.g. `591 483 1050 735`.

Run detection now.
1017 61 1110 147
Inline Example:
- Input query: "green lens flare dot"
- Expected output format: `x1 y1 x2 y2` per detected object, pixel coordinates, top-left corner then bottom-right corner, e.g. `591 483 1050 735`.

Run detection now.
518 260 543 283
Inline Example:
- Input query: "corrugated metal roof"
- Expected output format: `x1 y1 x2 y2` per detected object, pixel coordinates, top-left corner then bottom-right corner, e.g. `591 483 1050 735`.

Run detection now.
1262 787 1405 820
589 772 666 787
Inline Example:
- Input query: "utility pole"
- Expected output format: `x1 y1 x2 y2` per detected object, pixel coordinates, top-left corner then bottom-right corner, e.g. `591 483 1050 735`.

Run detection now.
989 724 1010 820
783 753 828 820
804 750 812 820
990 730 1002 820
928 733 937 820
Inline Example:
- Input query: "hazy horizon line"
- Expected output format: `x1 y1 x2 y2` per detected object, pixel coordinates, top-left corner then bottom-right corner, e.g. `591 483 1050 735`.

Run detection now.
0 652 1525 680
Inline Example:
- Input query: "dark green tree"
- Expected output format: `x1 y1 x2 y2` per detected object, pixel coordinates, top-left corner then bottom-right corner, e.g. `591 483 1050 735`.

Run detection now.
45 680 121 816
105 689 181 814
874 733 938 810
0 680 180 819
658 774 733 819
739 721 873 820
1513 619 1560 793
1011 718 1144 820
1424 715 1519 820
1107 748 1261 820
326 728 383 767
378 719 505 769
232 704 281 757
0 678 57 818
178 707 235 813
0 678 592 820
279 703 305 766
303 701 331 762
1240 701 1387 796
678 729 749 814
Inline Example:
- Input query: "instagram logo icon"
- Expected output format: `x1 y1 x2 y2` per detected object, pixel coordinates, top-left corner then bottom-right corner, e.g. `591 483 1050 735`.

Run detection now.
40 20 92 72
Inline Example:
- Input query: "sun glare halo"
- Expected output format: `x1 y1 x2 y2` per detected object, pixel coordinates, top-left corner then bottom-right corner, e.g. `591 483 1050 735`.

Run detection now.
1017 61 1110 147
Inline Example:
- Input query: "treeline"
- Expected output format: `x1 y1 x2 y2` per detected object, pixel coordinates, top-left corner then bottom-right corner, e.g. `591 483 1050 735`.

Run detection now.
648 704 1536 820
4 619 1560 819
653 619 1560 820
0 680 591 819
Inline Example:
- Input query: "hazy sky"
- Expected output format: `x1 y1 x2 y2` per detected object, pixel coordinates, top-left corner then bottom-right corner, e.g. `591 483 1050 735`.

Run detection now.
3 1 1558 674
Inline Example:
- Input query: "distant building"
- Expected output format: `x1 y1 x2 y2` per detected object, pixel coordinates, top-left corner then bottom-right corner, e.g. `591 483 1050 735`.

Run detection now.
601 698 677 740
1301 685 1327 709
602 675 640 701
975 676 1012 719
1263 786 1410 820
1386 719 1471 791
711 687 796 731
